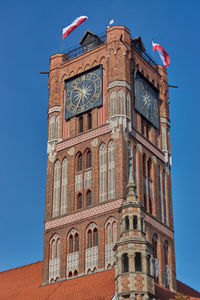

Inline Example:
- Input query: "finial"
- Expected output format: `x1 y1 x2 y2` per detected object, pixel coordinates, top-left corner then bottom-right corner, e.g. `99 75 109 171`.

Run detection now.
126 157 137 202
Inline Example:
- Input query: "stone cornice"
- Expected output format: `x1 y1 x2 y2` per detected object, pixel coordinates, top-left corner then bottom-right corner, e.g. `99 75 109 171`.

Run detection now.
48 106 61 114
56 124 111 152
107 81 131 91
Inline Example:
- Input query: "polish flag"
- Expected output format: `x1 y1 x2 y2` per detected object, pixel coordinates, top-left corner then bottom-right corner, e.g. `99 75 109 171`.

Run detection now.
152 42 170 68
62 16 88 40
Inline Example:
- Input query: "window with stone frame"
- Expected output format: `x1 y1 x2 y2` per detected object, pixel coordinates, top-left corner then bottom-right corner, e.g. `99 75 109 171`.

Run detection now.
110 91 116 117
105 217 117 268
86 223 98 273
86 150 92 169
122 253 129 273
125 216 129 231
49 115 55 140
99 143 107 202
61 157 68 215
52 160 61 217
135 252 142 272
118 90 125 115
86 190 92 206
108 141 115 200
67 229 79 277
77 193 82 209
49 234 61 282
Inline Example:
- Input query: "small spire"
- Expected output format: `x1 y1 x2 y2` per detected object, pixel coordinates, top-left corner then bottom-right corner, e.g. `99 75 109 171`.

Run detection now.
126 157 137 202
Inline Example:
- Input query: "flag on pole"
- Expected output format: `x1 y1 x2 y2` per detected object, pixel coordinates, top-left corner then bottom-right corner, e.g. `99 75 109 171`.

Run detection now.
62 16 88 40
152 41 170 68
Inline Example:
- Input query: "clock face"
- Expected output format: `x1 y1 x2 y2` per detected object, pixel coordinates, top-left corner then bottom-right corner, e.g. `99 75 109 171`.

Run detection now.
134 73 159 128
65 66 102 120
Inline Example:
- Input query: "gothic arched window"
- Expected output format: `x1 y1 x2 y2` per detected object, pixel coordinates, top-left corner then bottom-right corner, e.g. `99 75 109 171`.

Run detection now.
135 252 142 272
86 151 92 169
77 153 83 172
118 90 125 115
61 158 68 215
52 160 61 217
87 112 92 130
152 233 158 258
75 233 79 252
110 91 116 117
69 235 73 253
164 240 168 265
87 230 92 248
55 115 60 139
93 228 98 246
79 116 83 133
99 143 107 202
163 170 167 224
77 193 82 209
158 166 162 221
49 116 55 140
122 253 129 273
125 216 129 231
86 190 92 206
108 141 115 200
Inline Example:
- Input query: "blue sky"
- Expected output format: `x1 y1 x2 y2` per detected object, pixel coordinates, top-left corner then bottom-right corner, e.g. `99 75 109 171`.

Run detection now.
0 0 200 292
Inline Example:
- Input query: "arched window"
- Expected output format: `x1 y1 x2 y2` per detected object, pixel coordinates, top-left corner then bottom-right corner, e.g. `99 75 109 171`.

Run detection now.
77 193 82 209
49 234 60 282
164 241 168 265
163 170 167 224
77 153 82 172
75 233 79 252
125 216 129 231
79 116 83 133
158 166 162 222
74 270 78 276
118 90 125 114
55 115 60 139
87 230 92 248
113 222 117 243
68 271 72 277
86 151 92 169
61 158 68 215
69 235 73 253
52 160 61 217
135 252 142 272
147 158 152 214
49 116 55 140
133 216 137 229
126 92 130 117
86 190 92 206
107 223 111 243
110 91 116 117
122 253 129 273
99 143 107 202
147 255 151 274
108 141 115 200
143 154 147 211
152 234 158 258
93 228 98 246
87 112 92 130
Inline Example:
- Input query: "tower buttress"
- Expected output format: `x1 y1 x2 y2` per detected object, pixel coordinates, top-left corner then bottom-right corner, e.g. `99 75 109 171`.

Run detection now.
114 161 155 300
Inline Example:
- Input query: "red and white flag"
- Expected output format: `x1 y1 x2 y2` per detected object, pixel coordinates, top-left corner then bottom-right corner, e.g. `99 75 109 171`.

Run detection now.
152 41 170 68
62 16 88 40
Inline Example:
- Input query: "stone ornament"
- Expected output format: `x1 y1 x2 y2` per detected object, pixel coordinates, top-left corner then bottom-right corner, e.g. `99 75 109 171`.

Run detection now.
48 106 61 114
67 147 75 156
91 138 98 148
107 80 131 91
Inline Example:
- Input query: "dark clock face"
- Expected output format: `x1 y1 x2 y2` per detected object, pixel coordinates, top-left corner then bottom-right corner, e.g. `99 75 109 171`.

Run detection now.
134 73 159 128
65 66 102 120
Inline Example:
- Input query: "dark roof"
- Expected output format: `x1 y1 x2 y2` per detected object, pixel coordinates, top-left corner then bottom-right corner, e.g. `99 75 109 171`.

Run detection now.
79 30 101 45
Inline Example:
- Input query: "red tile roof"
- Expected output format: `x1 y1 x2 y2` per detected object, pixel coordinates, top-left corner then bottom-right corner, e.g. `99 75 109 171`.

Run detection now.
0 261 199 300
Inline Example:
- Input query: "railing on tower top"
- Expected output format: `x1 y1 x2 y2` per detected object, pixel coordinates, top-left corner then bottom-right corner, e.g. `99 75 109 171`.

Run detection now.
63 32 106 62
62 32 159 72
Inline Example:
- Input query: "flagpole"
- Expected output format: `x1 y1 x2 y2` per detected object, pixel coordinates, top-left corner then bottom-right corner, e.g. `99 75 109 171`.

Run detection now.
61 26 64 52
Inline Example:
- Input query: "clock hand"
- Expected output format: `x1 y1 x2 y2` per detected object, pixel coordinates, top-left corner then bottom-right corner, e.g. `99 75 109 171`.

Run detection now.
75 94 83 112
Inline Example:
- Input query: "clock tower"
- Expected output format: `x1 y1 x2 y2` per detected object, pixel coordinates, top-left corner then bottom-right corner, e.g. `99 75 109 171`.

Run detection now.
42 25 176 299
